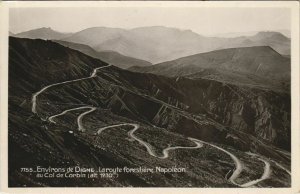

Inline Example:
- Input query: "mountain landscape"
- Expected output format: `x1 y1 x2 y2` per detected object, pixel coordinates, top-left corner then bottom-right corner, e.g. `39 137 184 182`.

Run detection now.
8 35 291 188
12 26 291 63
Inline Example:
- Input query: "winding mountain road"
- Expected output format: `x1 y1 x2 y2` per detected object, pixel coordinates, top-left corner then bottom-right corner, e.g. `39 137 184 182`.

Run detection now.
95 122 269 187
36 63 283 188
48 106 93 123
47 104 273 187
241 157 271 187
48 106 96 132
128 124 203 159
77 107 97 132
189 137 243 186
47 104 243 183
32 65 111 114
96 123 203 158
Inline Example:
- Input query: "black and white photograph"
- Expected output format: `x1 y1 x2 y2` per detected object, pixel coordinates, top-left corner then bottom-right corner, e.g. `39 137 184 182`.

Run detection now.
1 2 299 192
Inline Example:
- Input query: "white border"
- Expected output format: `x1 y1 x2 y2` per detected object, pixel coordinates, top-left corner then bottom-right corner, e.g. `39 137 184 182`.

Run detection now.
0 1 299 194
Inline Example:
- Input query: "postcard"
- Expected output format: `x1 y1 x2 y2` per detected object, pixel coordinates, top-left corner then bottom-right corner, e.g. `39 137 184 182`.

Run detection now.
0 1 299 194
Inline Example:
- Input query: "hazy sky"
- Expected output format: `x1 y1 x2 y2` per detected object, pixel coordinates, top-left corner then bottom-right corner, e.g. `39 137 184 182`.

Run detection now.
9 7 291 36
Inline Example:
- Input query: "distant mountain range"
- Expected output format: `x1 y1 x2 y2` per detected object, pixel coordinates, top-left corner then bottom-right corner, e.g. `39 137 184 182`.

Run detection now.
11 26 291 64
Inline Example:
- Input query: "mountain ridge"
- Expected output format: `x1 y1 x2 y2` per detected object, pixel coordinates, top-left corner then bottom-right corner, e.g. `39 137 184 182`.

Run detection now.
12 26 290 63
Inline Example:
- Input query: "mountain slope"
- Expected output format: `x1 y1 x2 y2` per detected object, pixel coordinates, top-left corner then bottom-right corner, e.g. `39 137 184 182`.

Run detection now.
54 40 152 69
9 37 291 187
13 27 73 40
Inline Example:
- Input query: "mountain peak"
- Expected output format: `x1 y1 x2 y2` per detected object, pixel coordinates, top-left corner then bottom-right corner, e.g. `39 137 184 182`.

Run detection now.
78 26 126 32
13 27 73 40
131 26 196 33
253 31 289 41
24 27 54 33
